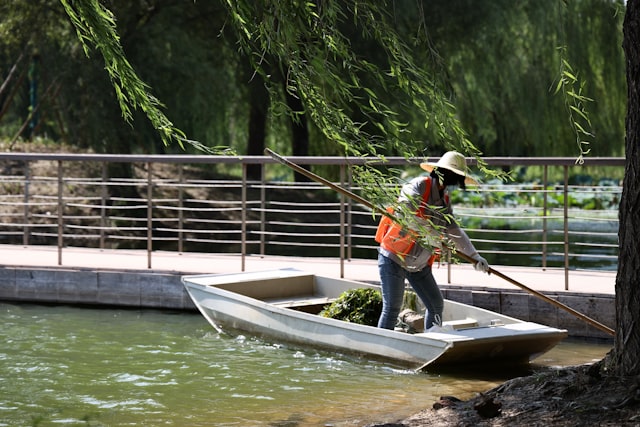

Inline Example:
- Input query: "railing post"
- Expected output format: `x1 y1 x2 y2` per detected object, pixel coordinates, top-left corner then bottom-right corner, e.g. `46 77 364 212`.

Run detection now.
57 160 63 265
260 164 266 256
542 165 548 270
100 162 107 249
147 162 153 269
23 161 30 246
339 164 346 278
178 164 184 253
563 165 569 290
241 162 247 271
346 167 353 261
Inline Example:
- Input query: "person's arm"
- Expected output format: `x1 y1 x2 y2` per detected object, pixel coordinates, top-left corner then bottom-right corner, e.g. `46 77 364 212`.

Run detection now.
446 225 490 273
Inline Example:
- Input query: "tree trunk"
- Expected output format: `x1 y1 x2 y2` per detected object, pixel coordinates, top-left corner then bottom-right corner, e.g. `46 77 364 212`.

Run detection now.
246 74 269 181
610 0 640 376
286 89 310 182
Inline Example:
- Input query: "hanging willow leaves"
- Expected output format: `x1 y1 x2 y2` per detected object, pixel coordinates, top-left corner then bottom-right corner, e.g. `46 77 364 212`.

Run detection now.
58 0 223 153
553 53 594 164
219 0 499 211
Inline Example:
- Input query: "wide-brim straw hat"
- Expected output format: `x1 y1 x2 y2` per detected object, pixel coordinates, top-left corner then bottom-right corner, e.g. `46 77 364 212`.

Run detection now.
420 151 478 185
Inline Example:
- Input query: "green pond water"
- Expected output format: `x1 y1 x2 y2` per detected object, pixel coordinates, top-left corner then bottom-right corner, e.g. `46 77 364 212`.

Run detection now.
0 303 611 427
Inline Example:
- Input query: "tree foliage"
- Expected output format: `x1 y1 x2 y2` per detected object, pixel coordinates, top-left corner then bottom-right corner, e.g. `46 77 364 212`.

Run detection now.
59 0 225 154
419 0 625 158
0 0 240 154
0 1 625 161
223 1 479 158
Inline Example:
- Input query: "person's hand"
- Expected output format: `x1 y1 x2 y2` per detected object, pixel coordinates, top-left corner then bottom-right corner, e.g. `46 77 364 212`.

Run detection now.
472 253 490 274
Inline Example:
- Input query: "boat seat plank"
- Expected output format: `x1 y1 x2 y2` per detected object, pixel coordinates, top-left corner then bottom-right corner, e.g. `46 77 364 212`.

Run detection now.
267 296 335 308
443 318 479 330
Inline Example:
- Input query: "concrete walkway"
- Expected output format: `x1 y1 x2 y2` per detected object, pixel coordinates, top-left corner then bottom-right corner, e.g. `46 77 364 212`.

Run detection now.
0 244 615 295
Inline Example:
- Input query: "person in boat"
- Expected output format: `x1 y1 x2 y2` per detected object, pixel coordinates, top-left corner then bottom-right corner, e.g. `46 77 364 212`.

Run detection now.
375 151 490 331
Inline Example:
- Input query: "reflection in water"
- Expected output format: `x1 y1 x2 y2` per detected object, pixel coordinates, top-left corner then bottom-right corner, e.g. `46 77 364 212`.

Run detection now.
0 304 612 426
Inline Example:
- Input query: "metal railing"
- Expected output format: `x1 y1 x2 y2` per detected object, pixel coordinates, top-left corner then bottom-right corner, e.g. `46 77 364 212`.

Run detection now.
0 153 624 289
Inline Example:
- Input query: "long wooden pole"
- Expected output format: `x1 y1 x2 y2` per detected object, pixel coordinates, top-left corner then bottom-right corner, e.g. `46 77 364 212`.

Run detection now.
265 148 615 336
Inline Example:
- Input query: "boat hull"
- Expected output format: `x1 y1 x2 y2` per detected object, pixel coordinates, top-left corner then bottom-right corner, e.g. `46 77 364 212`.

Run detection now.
182 269 567 368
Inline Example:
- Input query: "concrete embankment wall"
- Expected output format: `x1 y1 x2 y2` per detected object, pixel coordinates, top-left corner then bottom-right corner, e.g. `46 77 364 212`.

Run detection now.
441 286 614 341
0 265 614 341
0 266 197 311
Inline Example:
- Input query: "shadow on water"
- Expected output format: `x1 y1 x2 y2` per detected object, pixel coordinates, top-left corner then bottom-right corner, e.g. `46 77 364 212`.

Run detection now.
423 363 540 383
421 336 612 382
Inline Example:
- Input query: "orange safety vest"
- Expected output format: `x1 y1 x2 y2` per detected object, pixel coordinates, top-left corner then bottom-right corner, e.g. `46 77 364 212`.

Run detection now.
375 177 442 265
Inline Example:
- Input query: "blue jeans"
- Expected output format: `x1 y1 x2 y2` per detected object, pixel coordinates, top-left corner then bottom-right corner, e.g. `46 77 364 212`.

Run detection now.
377 252 444 330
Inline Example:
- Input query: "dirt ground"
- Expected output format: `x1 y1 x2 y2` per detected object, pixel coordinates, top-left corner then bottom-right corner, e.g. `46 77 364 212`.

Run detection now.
367 361 640 426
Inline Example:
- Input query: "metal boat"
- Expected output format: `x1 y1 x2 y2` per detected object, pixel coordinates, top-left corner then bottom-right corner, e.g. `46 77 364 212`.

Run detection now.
182 268 567 369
